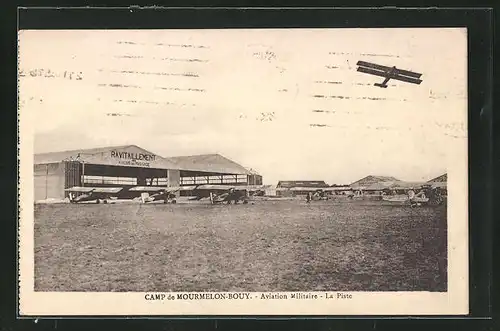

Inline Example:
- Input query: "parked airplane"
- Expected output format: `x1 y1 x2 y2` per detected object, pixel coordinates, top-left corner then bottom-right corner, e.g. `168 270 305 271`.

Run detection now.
277 187 330 201
65 184 268 205
128 186 197 203
356 61 423 88
66 187 124 204
381 184 444 206
189 184 268 204
66 186 195 204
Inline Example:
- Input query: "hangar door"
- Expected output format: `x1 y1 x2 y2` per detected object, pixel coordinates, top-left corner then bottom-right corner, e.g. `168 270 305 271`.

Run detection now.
34 163 66 201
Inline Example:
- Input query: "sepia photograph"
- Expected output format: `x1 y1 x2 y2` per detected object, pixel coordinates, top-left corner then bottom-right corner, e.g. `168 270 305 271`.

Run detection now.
18 27 468 315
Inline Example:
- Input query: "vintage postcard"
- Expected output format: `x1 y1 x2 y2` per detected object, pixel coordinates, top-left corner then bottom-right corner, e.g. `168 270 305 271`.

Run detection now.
18 28 468 316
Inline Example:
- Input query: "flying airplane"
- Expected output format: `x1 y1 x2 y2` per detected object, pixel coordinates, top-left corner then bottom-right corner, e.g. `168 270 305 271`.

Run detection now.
356 61 423 88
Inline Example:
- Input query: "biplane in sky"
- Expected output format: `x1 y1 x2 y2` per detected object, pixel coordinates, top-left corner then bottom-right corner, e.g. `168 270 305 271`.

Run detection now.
356 61 423 88
65 184 269 205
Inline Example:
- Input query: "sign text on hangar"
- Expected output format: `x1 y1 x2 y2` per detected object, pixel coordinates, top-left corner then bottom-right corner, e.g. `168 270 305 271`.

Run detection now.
110 150 157 167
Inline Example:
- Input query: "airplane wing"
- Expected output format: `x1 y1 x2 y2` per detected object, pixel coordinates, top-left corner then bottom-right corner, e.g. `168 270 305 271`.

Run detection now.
356 61 393 72
357 66 391 78
194 184 270 191
128 186 197 192
195 184 239 191
127 186 199 203
392 67 422 79
129 186 169 192
235 185 270 191
289 187 324 192
388 73 423 85
324 187 352 192
65 187 95 193
65 186 123 194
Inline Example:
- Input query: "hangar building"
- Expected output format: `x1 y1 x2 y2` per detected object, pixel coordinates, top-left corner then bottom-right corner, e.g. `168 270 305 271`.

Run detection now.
34 145 262 201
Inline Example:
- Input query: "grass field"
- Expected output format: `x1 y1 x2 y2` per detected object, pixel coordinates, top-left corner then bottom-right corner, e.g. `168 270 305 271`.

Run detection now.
34 201 447 292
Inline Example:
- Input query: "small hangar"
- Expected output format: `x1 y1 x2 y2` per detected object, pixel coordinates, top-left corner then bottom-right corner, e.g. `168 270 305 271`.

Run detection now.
34 145 262 201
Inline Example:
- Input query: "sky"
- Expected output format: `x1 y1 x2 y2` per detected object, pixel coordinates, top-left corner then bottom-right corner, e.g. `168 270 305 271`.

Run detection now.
18 28 467 185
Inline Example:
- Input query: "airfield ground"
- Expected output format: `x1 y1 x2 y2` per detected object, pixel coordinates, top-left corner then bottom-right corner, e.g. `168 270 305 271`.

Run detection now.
34 201 447 292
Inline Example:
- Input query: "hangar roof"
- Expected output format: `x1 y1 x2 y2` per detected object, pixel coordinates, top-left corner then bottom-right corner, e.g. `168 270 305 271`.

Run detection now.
163 154 254 175
34 145 181 170
276 181 329 188
35 145 131 164
350 175 401 187
34 145 255 174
